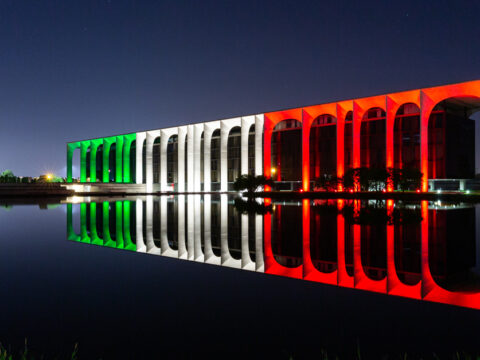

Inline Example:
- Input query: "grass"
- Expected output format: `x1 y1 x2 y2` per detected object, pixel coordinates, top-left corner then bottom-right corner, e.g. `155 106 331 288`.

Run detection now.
0 340 78 360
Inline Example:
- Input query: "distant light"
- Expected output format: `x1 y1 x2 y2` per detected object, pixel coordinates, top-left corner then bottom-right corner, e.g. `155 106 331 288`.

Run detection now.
437 190 442 193
271 167 276 176
466 190 471 194
416 189 420 193
46 174 53 180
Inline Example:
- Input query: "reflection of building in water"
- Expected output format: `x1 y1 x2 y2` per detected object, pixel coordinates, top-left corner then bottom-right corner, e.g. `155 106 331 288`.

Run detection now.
67 196 480 310
67 80 480 193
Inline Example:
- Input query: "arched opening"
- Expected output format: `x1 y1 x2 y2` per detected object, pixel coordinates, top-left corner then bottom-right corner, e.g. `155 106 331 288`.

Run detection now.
227 200 242 260
211 129 221 191
227 127 241 184
361 107 386 169
153 137 161 184
360 202 387 281
248 124 255 175
72 147 80 181
271 203 303 267
108 144 116 182
85 147 91 182
309 114 337 180
394 205 421 285
167 135 178 187
210 198 221 257
271 119 302 190
428 205 480 291
394 103 420 170
167 197 178 250
310 201 337 273
344 111 353 172
428 97 479 181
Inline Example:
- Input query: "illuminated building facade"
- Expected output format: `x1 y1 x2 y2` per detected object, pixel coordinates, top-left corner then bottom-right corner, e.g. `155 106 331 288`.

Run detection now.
67 80 480 192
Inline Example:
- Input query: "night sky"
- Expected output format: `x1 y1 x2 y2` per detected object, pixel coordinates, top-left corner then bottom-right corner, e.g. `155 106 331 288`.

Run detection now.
1 0 479 177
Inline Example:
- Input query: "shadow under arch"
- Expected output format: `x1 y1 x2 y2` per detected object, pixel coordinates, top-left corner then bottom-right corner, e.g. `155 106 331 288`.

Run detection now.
394 103 420 171
309 114 337 181
264 199 303 279
361 107 386 169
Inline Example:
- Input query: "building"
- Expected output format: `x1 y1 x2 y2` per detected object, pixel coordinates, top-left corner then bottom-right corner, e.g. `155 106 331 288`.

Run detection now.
66 79 480 192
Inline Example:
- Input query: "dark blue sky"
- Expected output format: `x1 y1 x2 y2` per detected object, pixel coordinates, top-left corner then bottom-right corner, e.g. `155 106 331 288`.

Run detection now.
1 0 479 176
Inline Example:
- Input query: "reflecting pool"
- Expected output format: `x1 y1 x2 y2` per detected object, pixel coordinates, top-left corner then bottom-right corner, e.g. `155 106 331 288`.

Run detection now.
67 196 480 311
1 196 480 358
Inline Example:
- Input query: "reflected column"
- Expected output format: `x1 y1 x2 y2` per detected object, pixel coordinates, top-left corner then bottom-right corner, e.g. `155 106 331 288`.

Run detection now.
145 196 159 254
177 194 187 259
204 194 220 265
194 194 203 262
254 115 264 176
136 198 146 252
160 196 177 257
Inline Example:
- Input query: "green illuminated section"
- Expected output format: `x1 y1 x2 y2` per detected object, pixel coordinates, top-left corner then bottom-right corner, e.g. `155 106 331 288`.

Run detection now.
80 203 91 243
123 201 136 251
66 142 80 183
66 133 135 183
90 139 103 183
67 200 136 252
115 201 124 248
89 202 103 245
123 134 136 183
66 203 81 241
103 201 115 247
102 137 114 183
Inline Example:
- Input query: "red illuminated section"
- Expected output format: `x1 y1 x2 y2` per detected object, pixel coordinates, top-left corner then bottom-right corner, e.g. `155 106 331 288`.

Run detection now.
263 80 480 192
263 199 480 310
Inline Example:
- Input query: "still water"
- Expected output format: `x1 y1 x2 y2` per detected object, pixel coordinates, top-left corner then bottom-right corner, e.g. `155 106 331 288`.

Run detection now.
1 195 480 359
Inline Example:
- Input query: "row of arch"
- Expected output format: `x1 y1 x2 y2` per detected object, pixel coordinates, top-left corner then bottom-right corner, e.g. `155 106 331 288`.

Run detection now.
67 196 480 310
264 81 480 191
67 195 265 271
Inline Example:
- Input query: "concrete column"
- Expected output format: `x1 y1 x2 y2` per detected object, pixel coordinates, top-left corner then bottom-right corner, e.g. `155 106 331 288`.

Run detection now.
255 213 264 272
177 127 187 192
90 139 102 183
145 196 159 254
241 116 255 175
123 201 135 250
80 141 90 183
136 198 145 252
187 125 195 192
193 124 203 192
220 122 229 192
102 138 114 183
122 134 136 183
67 142 80 183
186 194 194 260
203 125 213 192
115 201 124 248
255 115 264 176
194 194 203 261
203 194 221 264
241 213 255 270
145 133 155 193
178 194 187 259
115 136 124 183
160 196 177 257
136 132 146 185
220 194 241 268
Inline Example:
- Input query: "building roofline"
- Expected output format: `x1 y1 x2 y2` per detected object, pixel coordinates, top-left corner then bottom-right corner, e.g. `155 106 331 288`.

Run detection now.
67 78 480 144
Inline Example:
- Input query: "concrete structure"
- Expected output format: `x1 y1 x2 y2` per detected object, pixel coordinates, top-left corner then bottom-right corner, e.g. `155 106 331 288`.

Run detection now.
67 80 480 192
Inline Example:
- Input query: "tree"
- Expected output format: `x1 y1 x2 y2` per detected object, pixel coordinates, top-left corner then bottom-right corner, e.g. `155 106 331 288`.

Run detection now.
314 174 341 191
233 175 274 194
1 170 15 178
